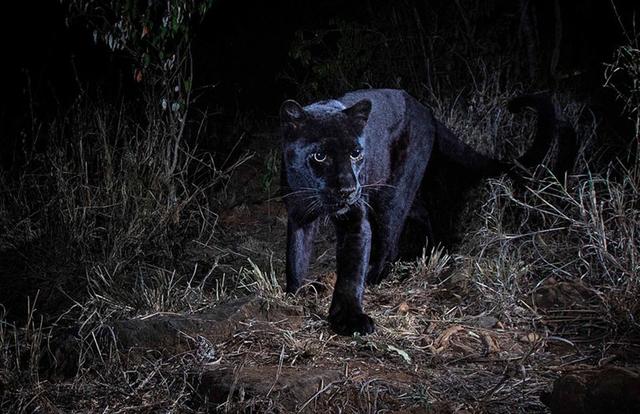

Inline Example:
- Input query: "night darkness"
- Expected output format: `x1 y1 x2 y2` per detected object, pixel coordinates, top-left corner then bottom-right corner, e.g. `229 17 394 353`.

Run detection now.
2 1 635 153
1 1 640 412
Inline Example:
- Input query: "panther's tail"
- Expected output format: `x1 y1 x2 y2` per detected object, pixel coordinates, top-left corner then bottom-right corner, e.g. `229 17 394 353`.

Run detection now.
433 93 575 177
508 94 578 176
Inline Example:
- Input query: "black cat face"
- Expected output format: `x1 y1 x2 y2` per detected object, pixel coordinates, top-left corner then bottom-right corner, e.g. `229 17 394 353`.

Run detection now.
280 99 372 214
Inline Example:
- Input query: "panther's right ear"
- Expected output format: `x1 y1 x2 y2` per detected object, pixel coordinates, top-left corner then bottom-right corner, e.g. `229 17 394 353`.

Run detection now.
280 100 306 130
343 99 372 131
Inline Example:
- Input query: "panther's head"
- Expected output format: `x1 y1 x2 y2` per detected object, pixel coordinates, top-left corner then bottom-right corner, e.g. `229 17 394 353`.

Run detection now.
280 98 372 216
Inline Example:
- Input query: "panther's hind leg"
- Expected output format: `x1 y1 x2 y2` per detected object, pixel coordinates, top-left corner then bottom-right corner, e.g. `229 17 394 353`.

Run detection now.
397 193 434 260
366 99 435 284
365 165 428 285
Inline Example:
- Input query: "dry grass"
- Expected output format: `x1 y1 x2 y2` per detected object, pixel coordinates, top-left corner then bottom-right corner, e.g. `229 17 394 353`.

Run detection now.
0 75 236 410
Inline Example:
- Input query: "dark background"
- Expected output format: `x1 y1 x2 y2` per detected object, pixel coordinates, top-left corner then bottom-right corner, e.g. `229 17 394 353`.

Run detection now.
1 0 637 169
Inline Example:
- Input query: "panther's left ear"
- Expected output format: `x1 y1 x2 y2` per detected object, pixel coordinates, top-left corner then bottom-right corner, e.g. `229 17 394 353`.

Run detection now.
343 99 372 131
280 100 307 130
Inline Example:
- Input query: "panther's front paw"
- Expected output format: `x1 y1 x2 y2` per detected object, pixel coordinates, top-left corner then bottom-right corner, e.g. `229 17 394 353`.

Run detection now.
328 311 375 336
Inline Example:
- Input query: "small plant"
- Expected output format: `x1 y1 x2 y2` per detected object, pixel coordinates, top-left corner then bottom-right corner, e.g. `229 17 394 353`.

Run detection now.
604 41 640 134
64 0 213 84
237 258 282 298
604 36 640 175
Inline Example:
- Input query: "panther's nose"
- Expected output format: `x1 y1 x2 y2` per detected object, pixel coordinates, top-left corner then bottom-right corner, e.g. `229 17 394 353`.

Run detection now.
337 186 358 200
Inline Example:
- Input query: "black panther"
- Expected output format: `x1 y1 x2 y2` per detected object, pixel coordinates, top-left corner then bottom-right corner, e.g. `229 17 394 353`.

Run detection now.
279 89 572 336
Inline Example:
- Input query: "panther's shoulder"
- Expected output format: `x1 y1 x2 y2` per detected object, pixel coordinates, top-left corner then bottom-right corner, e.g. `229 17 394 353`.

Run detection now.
338 89 415 127
339 88 410 106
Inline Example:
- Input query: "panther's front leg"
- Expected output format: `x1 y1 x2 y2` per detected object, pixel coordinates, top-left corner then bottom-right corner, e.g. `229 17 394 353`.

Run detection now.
285 218 319 293
328 205 374 335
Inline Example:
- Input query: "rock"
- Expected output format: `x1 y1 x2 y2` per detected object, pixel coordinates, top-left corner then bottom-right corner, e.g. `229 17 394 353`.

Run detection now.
43 296 303 376
398 301 411 314
475 315 498 329
197 365 342 410
110 297 302 351
531 278 596 310
541 367 640 414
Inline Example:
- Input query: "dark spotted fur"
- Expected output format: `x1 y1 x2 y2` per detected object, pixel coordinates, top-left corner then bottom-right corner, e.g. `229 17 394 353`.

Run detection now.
280 89 572 336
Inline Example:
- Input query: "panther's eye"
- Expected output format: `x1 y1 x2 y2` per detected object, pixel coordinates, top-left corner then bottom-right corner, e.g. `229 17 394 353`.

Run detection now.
312 152 327 163
350 148 363 161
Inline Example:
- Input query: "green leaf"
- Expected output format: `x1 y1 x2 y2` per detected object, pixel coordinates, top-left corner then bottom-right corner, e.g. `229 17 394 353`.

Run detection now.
183 79 192 93
386 345 411 364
